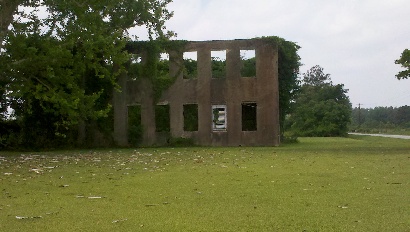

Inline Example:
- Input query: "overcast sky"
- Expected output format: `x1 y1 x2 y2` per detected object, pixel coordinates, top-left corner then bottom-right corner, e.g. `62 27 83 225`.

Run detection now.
133 0 410 108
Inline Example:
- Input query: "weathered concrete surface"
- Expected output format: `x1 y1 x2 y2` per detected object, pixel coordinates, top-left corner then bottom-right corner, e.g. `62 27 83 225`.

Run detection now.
349 133 410 140
114 39 280 146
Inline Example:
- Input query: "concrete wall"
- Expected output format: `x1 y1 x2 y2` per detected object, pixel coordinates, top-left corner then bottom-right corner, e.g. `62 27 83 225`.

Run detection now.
113 39 280 146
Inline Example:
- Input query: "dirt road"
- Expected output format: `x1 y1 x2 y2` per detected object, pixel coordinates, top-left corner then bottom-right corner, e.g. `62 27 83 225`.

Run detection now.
349 133 410 140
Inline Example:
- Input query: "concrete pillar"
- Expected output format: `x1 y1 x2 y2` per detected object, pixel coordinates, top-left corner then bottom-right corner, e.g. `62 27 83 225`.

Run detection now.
139 52 156 146
140 78 156 146
256 43 280 146
168 50 184 138
226 47 242 146
197 48 212 145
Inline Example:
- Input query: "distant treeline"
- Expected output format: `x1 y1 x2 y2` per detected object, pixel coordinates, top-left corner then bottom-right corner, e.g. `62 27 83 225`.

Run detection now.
351 106 410 133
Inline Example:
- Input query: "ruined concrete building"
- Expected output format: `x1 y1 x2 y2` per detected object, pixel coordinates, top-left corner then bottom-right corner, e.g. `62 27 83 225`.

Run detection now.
113 39 280 146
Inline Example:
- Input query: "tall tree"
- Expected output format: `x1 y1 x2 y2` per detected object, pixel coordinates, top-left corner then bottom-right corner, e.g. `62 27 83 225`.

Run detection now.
395 49 410 80
302 65 332 86
1 0 173 147
288 65 351 137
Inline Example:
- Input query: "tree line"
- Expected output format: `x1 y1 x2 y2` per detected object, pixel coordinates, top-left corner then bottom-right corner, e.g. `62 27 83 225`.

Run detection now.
351 106 410 133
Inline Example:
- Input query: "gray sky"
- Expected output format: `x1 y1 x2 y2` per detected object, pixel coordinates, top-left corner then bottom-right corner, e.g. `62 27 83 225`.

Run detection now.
132 0 410 108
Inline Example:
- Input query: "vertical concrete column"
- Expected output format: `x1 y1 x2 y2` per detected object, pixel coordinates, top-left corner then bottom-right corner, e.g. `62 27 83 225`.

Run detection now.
168 50 184 138
256 43 280 146
140 79 156 146
197 47 212 145
226 47 242 146
140 52 156 146
113 66 129 146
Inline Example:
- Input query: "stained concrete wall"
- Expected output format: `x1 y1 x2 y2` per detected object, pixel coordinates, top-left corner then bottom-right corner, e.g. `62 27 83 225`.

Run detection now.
113 39 280 146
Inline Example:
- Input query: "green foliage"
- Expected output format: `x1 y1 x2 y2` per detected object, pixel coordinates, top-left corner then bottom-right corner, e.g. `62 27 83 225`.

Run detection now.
183 104 198 131
155 104 170 132
289 65 351 137
0 0 40 51
183 59 197 79
0 59 10 120
260 36 301 138
2 26 123 144
152 58 174 102
0 120 20 149
302 65 332 86
395 49 410 79
211 57 226 78
127 40 188 102
0 0 173 149
241 58 256 77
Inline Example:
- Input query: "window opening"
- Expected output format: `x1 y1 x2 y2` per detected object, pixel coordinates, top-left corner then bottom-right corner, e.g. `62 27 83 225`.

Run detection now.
240 50 256 77
155 104 170 132
128 105 142 145
212 105 227 131
129 54 142 80
211 50 226 79
157 53 169 77
183 104 198 131
242 103 257 131
160 53 169 60
183 52 198 79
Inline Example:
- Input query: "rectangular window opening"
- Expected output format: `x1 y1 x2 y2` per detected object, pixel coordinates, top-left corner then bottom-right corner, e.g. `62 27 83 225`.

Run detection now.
240 50 256 78
183 51 198 79
155 104 170 132
211 50 226 79
129 54 142 80
183 104 198 131
128 105 142 145
212 105 227 131
160 53 169 61
242 103 257 131
158 53 170 77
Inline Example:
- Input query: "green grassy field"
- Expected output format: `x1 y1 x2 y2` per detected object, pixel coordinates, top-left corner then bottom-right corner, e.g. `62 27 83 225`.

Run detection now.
1 136 409 231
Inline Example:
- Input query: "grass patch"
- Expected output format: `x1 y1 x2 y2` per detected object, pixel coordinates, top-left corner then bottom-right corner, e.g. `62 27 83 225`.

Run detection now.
1 136 409 231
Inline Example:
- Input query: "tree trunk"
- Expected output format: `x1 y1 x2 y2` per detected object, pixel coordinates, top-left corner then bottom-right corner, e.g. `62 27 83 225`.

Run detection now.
0 0 21 51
